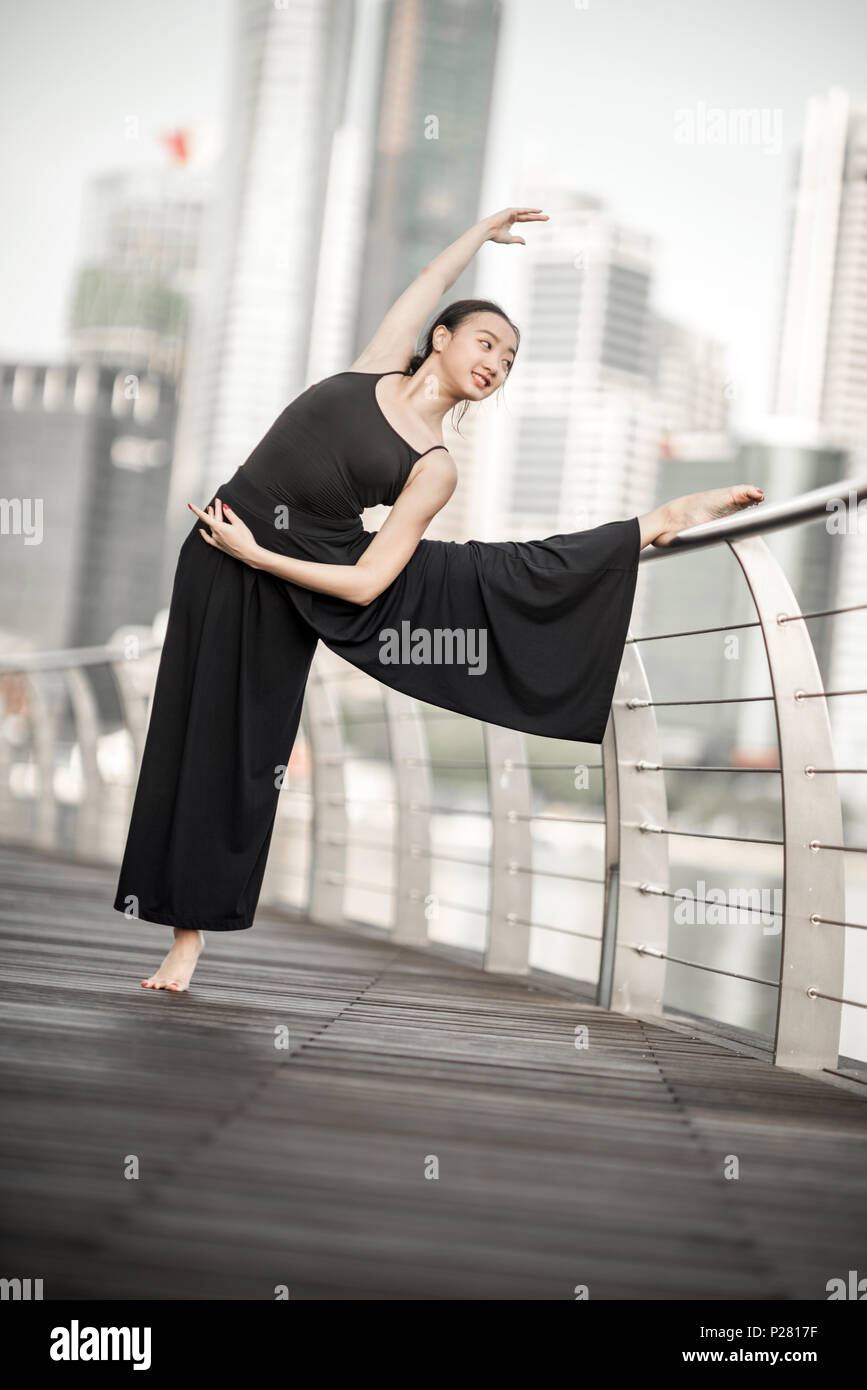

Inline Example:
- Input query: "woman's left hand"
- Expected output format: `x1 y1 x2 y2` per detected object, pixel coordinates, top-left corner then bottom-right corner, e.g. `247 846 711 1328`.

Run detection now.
485 207 549 246
188 498 261 567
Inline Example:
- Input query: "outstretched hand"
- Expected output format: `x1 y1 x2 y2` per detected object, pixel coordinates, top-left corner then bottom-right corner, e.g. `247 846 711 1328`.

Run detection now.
486 207 549 246
187 498 261 567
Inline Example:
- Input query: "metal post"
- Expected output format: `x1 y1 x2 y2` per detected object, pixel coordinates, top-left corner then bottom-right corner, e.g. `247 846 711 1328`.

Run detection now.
606 641 669 1015
304 657 347 926
484 723 533 974
383 688 433 946
729 534 845 1071
598 715 620 1008
29 674 58 852
64 666 101 858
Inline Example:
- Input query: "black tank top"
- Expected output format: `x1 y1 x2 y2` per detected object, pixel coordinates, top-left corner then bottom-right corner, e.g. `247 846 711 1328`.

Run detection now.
239 370 448 518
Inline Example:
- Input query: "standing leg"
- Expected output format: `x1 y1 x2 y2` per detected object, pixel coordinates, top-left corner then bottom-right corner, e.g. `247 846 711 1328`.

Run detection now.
114 504 318 988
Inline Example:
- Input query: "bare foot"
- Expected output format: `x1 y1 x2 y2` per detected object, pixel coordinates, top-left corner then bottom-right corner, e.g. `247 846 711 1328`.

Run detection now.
653 485 765 547
141 928 205 992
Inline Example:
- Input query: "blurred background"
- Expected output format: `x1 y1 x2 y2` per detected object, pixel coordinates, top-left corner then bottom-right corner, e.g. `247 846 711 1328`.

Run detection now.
1 0 866 1059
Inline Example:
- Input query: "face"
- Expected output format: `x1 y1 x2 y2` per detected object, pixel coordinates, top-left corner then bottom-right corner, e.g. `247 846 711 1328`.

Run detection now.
435 314 518 399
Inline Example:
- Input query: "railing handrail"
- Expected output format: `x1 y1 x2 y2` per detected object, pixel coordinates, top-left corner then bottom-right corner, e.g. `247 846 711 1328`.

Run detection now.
639 472 867 562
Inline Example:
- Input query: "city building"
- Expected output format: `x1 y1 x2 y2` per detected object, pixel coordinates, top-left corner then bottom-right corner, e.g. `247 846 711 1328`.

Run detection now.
0 361 176 651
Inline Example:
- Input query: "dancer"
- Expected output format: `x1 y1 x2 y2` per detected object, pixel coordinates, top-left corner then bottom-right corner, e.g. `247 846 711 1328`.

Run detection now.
114 207 764 990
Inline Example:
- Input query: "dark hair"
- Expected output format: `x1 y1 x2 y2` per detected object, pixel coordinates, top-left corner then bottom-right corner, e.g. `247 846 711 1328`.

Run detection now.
407 298 520 434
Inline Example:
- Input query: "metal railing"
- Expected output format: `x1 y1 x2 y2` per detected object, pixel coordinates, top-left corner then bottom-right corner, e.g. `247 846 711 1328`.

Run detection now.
1 474 866 1078
606 475 867 1076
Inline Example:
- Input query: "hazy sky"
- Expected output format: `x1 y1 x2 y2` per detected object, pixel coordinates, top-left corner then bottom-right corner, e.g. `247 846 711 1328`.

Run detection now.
2 0 866 431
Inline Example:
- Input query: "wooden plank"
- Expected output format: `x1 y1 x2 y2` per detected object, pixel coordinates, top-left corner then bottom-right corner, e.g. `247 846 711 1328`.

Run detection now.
0 843 865 1300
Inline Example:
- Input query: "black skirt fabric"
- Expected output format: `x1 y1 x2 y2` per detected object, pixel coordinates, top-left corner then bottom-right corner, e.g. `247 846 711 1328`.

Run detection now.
113 466 640 931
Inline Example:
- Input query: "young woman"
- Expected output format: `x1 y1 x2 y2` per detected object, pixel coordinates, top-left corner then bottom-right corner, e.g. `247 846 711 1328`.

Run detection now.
115 207 764 991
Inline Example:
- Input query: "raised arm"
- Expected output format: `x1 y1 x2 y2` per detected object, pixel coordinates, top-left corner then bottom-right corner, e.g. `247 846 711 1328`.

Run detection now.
189 450 457 607
351 208 548 371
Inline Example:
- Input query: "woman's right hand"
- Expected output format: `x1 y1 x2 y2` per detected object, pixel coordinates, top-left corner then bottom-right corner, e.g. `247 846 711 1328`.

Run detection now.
485 207 549 245
188 498 262 568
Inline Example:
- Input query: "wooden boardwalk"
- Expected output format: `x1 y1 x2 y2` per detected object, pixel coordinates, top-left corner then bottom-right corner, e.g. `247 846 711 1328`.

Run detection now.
1 843 865 1300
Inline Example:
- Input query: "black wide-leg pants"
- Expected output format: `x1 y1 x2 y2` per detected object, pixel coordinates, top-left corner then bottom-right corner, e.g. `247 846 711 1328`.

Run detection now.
114 466 641 932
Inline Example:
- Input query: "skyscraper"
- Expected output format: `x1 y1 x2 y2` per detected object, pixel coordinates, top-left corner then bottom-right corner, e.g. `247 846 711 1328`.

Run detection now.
772 85 867 776
167 0 505 571
0 361 176 651
652 315 730 460
352 0 504 355
67 162 210 382
773 85 867 449
488 192 661 539
166 0 359 560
